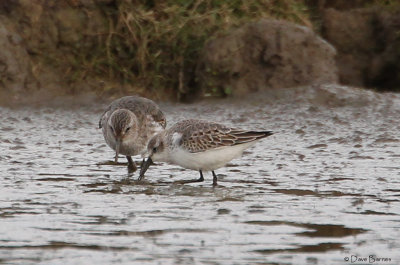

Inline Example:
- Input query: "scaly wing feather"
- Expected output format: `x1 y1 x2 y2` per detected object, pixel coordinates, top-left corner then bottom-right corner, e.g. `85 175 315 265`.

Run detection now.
173 120 272 153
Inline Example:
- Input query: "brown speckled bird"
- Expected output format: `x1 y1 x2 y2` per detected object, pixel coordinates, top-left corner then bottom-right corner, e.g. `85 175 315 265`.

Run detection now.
139 119 273 185
99 96 166 173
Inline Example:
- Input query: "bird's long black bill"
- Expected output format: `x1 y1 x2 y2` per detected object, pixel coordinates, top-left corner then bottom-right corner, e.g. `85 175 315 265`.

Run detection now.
138 157 152 180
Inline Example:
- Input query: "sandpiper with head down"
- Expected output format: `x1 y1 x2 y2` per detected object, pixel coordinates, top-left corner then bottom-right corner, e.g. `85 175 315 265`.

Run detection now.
139 119 273 185
99 96 166 173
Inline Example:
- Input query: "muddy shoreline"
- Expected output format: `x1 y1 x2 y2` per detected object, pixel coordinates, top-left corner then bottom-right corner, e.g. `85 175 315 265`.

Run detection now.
0 84 399 264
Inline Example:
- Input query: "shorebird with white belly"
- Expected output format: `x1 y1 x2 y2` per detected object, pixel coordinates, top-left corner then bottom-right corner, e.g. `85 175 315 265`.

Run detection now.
99 96 166 173
139 119 273 185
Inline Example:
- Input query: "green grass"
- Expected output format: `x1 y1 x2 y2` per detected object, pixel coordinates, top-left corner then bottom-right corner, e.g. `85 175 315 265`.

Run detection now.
64 0 311 99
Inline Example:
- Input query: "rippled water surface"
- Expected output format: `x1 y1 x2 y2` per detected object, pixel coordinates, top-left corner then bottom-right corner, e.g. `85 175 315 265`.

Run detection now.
1 85 399 265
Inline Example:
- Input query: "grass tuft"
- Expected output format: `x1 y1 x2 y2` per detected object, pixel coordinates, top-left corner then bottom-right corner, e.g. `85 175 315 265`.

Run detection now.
67 0 311 99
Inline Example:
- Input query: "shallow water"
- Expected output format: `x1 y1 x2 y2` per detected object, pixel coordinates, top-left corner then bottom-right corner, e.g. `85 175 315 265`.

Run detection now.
1 85 399 265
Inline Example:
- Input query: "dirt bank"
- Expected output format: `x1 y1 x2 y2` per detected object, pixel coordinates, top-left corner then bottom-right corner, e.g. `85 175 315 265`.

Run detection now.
0 0 399 104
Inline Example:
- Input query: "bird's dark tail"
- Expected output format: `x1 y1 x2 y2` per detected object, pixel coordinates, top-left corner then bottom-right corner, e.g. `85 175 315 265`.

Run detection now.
229 130 273 145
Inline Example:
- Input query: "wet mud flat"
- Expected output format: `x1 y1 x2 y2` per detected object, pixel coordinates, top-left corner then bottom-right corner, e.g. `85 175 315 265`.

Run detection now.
0 85 399 264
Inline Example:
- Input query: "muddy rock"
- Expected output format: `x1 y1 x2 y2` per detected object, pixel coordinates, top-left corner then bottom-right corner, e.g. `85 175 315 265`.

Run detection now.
196 19 338 96
322 8 375 87
0 0 109 98
368 9 400 90
321 7 400 91
0 19 35 93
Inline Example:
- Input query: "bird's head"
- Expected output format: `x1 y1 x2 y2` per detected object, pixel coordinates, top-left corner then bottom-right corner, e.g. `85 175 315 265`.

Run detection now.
108 109 138 162
139 132 167 180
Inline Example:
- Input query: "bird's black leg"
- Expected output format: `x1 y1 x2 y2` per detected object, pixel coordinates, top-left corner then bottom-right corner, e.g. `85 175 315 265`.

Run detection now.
198 170 204 182
175 170 204 184
126 156 137 173
212 171 218 186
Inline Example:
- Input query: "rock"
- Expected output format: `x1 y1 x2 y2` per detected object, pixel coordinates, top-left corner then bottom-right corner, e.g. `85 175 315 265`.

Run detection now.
196 19 338 97
322 8 375 87
0 20 35 93
368 9 400 90
321 7 400 91
0 0 109 97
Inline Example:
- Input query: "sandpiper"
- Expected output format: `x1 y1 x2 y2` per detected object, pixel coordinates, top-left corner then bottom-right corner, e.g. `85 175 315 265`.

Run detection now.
99 96 166 173
139 119 273 185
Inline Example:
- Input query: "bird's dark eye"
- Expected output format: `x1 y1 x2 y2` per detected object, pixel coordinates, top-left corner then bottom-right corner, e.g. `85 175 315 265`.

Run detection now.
152 147 158 153
125 127 131 132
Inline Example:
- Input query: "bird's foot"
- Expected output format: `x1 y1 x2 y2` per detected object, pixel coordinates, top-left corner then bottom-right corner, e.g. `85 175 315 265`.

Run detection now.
126 156 137 173
127 163 137 173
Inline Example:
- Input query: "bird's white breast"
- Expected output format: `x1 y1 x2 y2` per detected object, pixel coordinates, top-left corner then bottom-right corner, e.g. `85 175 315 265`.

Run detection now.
169 141 255 171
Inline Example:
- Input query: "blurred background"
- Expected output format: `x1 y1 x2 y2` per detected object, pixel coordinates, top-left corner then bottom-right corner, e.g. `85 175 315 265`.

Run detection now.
0 0 399 104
